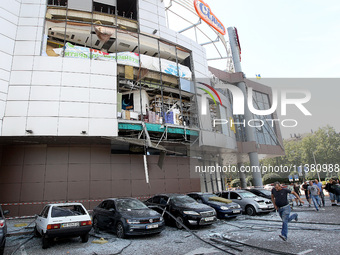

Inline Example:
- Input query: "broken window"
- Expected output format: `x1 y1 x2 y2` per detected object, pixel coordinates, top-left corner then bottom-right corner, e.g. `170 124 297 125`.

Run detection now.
117 0 137 20
48 0 67 7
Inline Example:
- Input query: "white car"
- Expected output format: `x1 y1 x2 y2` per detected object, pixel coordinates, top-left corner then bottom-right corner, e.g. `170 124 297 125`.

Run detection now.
35 203 92 249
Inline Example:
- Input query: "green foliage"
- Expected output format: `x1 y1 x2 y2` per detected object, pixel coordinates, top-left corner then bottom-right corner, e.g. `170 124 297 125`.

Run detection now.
230 178 241 187
262 173 282 185
260 126 340 181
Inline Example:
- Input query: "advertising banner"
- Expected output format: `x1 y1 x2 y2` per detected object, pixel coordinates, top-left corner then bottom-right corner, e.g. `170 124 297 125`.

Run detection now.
54 43 192 79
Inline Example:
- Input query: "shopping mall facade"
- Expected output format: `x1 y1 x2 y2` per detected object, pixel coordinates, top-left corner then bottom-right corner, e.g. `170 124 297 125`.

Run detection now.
0 0 284 216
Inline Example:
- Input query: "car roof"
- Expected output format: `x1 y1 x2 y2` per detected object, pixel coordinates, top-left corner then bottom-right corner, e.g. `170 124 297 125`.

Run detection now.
103 198 139 201
46 202 85 207
153 194 186 198
187 192 214 196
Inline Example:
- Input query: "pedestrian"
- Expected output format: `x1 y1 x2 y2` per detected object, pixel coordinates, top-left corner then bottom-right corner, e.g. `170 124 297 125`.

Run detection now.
335 179 340 204
293 183 303 206
302 181 312 207
324 178 337 206
271 182 304 241
313 179 325 207
308 180 321 211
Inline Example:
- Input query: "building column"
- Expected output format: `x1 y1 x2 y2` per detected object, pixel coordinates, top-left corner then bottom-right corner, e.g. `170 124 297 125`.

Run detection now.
238 163 247 189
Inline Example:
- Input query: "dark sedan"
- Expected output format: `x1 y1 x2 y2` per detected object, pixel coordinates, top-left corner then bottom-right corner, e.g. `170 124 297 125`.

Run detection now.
0 205 9 255
92 198 164 238
187 192 242 219
144 194 216 229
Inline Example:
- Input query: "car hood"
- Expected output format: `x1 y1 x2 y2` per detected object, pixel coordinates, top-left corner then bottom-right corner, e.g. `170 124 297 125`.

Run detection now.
206 201 231 207
120 209 160 219
177 203 213 212
253 196 271 203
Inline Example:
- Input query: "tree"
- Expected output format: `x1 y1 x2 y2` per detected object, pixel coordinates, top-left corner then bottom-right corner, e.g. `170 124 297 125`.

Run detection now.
260 126 340 182
262 173 282 185
230 179 241 188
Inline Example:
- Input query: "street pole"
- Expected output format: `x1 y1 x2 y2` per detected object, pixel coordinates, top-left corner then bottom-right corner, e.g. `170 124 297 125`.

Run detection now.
312 151 321 183
227 27 263 188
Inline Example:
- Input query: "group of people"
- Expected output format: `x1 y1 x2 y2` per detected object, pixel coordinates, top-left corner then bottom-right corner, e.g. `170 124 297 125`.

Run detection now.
301 178 340 209
271 178 340 242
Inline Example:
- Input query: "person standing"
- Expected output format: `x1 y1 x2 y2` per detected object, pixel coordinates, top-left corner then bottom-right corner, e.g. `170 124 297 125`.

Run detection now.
324 178 337 206
293 183 303 206
314 179 325 207
335 179 340 204
308 180 321 211
271 182 304 241
302 181 312 207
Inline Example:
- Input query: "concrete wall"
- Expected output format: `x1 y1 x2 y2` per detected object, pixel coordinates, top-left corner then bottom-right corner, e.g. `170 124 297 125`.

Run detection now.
0 144 201 216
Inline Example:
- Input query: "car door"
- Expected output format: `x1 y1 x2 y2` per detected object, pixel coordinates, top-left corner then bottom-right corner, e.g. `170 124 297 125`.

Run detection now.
36 205 50 235
94 201 109 228
146 196 162 213
220 192 230 199
230 192 245 210
105 200 118 228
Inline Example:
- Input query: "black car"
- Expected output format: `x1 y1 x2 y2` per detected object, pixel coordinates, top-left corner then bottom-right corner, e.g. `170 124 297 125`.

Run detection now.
0 205 9 255
92 198 164 238
245 188 272 200
144 194 216 229
187 192 242 219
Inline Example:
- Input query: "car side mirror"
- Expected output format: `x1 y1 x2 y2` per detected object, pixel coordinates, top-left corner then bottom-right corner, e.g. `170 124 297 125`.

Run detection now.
109 208 115 212
237 197 241 200
3 210 9 215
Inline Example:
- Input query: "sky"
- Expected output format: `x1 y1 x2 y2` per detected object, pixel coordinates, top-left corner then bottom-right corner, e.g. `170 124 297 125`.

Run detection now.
167 0 340 139
207 0 340 78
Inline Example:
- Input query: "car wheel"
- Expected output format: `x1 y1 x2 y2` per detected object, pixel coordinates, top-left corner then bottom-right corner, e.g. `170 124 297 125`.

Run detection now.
246 205 256 216
116 222 126 239
42 234 51 249
81 233 89 243
93 216 100 232
175 216 184 229
34 226 41 237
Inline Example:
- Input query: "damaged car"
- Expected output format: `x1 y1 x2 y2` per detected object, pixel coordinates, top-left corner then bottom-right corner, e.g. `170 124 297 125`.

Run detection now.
92 198 164 238
35 203 92 249
216 190 275 216
0 205 9 255
187 192 242 219
145 194 216 229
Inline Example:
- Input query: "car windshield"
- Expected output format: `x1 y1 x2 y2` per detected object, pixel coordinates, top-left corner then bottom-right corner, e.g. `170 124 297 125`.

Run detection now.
51 205 86 218
172 195 197 205
258 189 271 196
202 194 216 202
116 199 148 211
239 192 257 198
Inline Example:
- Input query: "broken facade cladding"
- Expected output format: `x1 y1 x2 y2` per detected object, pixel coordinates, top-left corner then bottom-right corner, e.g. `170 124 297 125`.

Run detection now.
0 0 284 216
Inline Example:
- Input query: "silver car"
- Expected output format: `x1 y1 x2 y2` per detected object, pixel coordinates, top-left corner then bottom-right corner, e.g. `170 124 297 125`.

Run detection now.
217 190 275 216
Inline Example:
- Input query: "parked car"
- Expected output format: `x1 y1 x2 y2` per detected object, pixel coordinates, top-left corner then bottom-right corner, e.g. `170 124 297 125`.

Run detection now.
216 190 274 216
35 203 92 249
92 198 164 238
144 194 216 229
0 205 9 255
245 188 272 199
187 192 242 219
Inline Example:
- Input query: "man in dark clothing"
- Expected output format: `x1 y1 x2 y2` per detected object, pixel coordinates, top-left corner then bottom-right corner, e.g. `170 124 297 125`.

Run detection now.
271 182 304 241
302 181 312 207
325 178 338 206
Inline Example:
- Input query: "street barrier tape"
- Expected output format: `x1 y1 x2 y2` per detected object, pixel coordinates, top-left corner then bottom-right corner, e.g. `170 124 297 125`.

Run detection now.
1 196 151 219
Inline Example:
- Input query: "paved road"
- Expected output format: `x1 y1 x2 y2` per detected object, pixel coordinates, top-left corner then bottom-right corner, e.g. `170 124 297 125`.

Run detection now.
4 200 340 255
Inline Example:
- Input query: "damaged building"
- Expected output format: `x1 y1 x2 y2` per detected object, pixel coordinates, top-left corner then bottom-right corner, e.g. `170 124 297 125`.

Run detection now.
0 0 284 216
